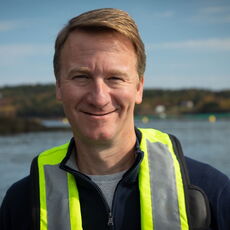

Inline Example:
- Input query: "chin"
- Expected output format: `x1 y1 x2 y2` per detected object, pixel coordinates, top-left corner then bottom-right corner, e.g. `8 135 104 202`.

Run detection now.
81 128 115 143
90 131 113 141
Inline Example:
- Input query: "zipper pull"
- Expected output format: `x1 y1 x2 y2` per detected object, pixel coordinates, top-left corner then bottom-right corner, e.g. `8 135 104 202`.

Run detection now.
107 212 114 227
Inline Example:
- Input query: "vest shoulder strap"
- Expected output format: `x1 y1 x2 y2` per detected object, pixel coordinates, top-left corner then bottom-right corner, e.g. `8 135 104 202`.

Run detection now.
30 156 40 230
169 134 211 229
29 142 70 230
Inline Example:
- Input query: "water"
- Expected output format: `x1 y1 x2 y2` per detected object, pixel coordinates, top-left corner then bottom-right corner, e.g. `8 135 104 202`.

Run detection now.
0 119 229 203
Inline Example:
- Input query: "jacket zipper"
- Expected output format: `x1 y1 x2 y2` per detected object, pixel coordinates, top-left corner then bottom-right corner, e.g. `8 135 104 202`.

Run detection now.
107 211 114 229
90 180 114 229
63 148 144 229
75 172 114 229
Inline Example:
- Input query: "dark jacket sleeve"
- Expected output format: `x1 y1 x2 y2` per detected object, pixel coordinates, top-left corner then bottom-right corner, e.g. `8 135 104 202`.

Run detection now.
185 156 230 230
0 176 31 230
217 181 230 230
0 194 9 230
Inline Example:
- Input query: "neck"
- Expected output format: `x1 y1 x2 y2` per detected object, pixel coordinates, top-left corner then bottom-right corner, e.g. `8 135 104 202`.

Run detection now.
74 129 137 175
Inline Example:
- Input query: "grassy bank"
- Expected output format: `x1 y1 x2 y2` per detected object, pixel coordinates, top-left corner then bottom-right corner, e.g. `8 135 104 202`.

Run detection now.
0 117 69 135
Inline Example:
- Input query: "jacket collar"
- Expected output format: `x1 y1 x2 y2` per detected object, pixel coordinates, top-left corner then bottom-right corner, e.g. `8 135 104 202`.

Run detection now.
60 128 144 184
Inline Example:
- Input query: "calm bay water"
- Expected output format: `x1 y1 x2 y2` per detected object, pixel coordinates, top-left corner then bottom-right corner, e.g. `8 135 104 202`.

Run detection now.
0 119 230 203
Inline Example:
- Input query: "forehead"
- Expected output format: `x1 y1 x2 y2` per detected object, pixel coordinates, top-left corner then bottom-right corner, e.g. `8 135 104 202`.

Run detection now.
61 29 136 57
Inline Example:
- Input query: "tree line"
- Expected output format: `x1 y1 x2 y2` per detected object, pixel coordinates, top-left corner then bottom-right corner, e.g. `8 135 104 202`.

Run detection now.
0 84 230 119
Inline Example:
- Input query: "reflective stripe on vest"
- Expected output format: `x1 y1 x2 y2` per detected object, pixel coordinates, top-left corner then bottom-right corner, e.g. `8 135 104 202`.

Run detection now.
37 143 83 230
138 128 189 230
36 128 189 230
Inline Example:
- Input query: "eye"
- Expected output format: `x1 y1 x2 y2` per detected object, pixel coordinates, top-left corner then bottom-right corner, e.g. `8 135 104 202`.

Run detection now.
72 75 89 80
70 74 90 86
108 76 124 81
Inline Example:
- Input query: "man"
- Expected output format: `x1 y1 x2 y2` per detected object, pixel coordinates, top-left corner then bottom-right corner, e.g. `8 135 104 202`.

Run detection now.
0 8 229 230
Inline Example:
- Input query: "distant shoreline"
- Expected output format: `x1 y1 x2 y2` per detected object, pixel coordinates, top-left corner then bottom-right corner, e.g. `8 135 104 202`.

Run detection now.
0 117 70 135
1 114 229 135
1 85 230 119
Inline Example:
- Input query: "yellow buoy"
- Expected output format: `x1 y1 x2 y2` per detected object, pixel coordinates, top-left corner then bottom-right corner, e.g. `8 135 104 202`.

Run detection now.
208 115 216 123
142 116 149 124
62 118 69 124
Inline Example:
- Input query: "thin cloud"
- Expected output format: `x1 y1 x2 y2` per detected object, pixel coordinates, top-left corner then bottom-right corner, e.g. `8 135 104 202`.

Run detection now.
0 44 52 56
0 44 52 67
146 74 230 90
153 11 175 18
200 6 230 14
147 38 230 51
192 5 230 23
0 20 24 32
0 18 45 32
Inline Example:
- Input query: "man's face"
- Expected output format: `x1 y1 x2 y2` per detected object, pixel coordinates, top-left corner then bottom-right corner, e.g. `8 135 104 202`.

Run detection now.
56 30 144 143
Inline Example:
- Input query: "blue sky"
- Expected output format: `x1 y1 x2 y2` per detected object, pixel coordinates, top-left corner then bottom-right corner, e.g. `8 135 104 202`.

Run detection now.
0 0 230 89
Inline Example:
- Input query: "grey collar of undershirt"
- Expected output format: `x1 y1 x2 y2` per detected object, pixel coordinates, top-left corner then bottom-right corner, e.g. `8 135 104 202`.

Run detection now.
65 147 128 209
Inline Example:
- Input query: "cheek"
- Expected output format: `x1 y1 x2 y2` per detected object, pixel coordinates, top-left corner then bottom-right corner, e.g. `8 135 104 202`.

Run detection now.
60 84 82 101
114 89 138 109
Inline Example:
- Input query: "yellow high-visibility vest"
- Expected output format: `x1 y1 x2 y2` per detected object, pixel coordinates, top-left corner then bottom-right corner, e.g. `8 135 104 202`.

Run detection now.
30 128 209 230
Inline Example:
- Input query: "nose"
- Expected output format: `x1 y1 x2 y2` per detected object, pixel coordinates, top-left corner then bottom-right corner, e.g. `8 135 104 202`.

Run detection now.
86 79 110 108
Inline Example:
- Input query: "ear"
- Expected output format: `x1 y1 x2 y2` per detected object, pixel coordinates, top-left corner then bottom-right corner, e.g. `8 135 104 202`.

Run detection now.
135 76 144 104
56 80 62 102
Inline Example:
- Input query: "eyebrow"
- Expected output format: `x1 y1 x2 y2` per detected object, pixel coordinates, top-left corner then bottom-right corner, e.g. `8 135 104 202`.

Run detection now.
68 67 91 76
67 67 129 78
109 70 128 76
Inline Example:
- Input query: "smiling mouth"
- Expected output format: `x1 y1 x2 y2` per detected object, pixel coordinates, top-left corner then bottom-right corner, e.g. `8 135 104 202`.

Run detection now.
82 110 117 116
